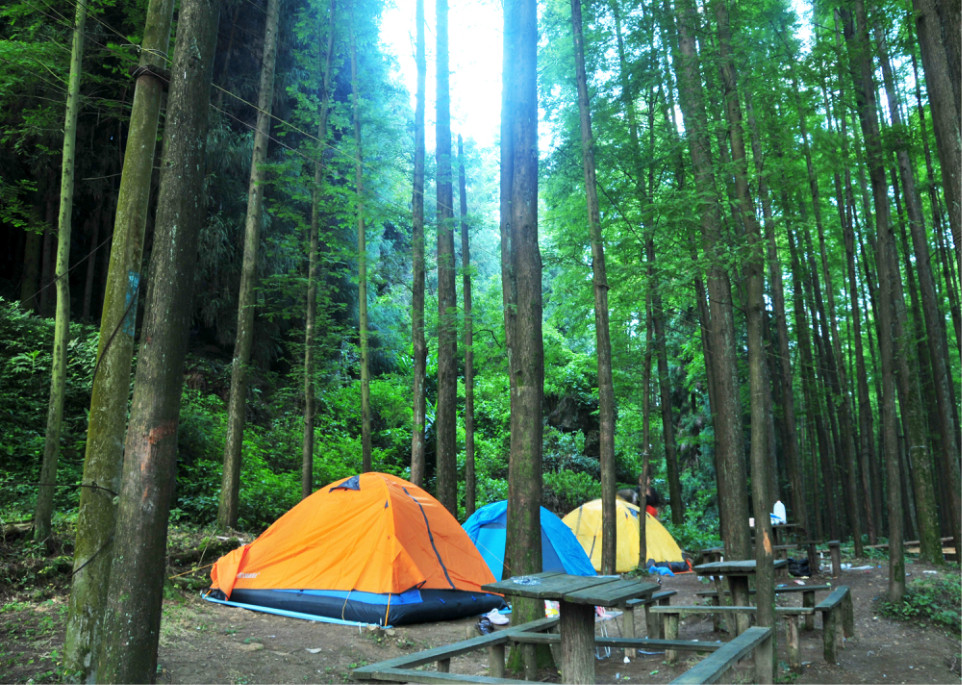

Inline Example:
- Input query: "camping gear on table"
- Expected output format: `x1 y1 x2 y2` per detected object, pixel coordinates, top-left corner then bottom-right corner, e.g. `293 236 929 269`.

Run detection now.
462 499 596 581
562 498 690 574
205 472 504 626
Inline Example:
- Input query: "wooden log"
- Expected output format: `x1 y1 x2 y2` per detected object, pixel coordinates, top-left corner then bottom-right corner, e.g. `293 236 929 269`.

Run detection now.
559 600 595 684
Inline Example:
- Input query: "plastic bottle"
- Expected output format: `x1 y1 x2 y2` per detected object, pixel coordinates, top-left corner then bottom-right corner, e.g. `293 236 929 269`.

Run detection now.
772 500 787 524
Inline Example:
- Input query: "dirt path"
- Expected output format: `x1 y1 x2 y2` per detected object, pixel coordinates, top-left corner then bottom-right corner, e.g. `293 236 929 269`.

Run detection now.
2 558 958 683
153 559 959 684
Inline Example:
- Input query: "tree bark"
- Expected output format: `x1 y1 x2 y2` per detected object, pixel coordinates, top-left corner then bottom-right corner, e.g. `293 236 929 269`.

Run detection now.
876 24 961 557
93 0 219 677
34 0 86 545
218 0 281 528
838 1 907 601
457 136 477 516
435 0 457 514
570 0 617 576
911 0 961 248
501 0 544 676
410 0 427 488
302 0 337 499
670 0 750 560
63 0 175 673
350 6 372 473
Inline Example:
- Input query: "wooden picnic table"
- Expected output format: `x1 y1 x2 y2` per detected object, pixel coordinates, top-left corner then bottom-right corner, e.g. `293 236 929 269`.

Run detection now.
693 559 787 635
482 571 659 684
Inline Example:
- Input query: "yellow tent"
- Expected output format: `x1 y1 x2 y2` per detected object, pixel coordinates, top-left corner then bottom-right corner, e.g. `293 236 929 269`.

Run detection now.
562 498 686 573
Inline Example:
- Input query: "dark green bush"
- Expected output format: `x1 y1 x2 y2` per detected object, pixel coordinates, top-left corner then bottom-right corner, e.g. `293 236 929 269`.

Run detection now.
879 574 962 633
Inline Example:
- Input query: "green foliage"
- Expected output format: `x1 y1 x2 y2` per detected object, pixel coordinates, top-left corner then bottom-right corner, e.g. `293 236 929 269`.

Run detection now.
0 299 96 517
878 574 962 633
543 469 601 516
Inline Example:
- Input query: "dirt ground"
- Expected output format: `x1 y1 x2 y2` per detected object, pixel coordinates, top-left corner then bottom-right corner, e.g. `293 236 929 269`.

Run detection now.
3 557 960 684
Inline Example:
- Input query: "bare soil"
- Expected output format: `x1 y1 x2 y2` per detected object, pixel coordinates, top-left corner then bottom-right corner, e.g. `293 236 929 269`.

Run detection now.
2 557 959 684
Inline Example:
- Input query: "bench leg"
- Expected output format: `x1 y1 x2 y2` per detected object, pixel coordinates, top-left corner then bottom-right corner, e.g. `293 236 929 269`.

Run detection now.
753 625 775 683
786 615 801 672
437 658 450 673
822 608 839 663
842 591 855 638
559 601 595 685
623 604 636 659
663 613 680 665
802 591 816 631
644 605 661 639
487 644 505 679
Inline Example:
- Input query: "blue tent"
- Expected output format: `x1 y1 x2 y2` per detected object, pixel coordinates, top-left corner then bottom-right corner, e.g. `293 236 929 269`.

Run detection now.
462 500 596 581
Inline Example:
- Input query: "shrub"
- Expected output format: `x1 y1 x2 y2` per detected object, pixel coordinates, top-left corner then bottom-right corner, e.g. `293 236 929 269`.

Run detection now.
878 574 962 633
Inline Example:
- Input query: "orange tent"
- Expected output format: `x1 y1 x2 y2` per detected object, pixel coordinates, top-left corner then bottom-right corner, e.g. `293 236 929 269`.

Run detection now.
206 472 503 625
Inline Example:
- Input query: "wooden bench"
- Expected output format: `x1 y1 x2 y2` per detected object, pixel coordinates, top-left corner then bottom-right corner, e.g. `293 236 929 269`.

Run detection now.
352 616 559 683
623 588 677 643
696 583 830 630
353 613 739 684
815 585 854 663
669 626 773 684
652 586 854 670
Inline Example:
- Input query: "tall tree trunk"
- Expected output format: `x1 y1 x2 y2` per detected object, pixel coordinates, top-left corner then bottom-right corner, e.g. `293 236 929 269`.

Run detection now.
670 0 750 560
410 0 427 488
81 205 100 321
34 0 86 545
745 91 807 535
501 0 544 676
93 0 219 677
876 24 961 556
435 0 457 514
711 2 774 673
458 135 476 517
302 0 337 499
350 5 372 473
218 0 281 528
911 0 961 247
838 2 907 600
570 0 616 576
612 0 683 523
63 0 175 672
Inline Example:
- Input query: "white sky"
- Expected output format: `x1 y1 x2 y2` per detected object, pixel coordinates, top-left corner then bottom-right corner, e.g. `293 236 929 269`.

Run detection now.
380 0 504 151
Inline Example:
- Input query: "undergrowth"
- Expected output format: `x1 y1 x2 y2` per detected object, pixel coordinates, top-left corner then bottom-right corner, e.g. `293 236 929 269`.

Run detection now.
878 573 962 633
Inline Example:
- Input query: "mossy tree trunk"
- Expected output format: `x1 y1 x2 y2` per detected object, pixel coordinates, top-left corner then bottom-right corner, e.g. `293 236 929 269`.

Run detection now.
93 0 219 678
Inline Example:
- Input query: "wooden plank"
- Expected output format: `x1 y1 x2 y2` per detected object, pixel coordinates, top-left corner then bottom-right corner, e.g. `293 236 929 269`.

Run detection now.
507 632 723 652
352 617 558 674
669 627 773 685
563 579 659 606
356 666 532 684
696 584 830 597
482 572 615 600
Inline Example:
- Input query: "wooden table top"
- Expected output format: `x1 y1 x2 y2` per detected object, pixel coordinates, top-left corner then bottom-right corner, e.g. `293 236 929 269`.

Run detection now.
481 572 656 605
694 559 788 575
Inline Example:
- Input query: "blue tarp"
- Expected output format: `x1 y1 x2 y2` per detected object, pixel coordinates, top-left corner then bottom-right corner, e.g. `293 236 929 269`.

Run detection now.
462 500 597 581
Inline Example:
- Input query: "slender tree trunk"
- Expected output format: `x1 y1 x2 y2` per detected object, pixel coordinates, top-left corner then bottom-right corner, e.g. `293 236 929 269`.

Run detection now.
670 0 750 560
410 0 427 488
458 135 476 517
34 0 86 545
876 25 961 556
93 0 219 677
435 0 457 513
63 0 175 672
911 0 961 247
81 206 100 321
838 2 907 600
218 0 281 528
501 0 544 676
349 6 372 473
745 92 807 535
302 0 337 499
612 0 683 523
711 3 774 673
570 0 616 576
